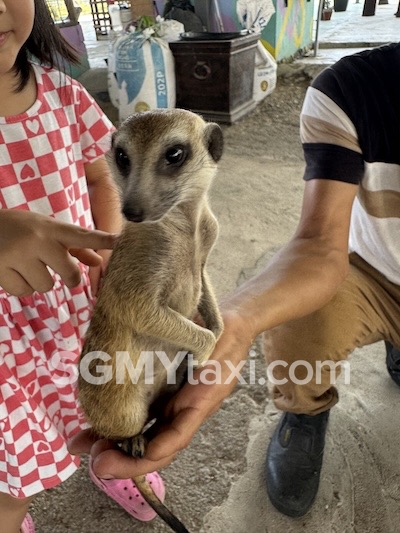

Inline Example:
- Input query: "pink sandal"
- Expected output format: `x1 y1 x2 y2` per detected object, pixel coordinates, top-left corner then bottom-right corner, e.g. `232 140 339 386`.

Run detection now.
88 459 165 522
21 513 35 533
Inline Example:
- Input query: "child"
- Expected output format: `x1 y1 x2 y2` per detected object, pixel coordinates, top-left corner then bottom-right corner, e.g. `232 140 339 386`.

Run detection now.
0 1 164 531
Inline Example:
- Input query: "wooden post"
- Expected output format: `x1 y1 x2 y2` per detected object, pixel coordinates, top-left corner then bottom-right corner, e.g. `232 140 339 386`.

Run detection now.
362 0 377 15
64 0 78 24
131 0 155 21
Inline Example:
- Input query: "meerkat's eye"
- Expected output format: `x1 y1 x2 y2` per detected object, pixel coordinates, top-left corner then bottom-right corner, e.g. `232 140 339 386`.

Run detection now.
115 147 131 175
165 145 187 166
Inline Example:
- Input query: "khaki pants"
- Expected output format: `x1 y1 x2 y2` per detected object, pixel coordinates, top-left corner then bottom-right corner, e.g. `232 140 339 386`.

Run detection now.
263 253 400 414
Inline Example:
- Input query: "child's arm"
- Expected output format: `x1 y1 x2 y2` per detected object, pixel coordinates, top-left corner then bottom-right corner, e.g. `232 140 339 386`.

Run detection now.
0 210 116 297
85 156 123 236
85 156 124 294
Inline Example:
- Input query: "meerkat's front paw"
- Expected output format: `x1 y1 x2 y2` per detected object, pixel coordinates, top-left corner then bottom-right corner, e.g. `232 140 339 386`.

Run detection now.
198 305 224 341
192 330 217 367
118 434 147 458
211 315 224 341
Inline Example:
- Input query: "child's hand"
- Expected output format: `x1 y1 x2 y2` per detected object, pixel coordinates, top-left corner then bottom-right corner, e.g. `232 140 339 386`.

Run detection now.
0 209 117 297
89 249 113 296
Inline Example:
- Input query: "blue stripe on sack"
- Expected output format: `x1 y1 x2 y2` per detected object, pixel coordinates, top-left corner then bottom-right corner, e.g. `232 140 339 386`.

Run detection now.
116 35 146 104
150 40 168 108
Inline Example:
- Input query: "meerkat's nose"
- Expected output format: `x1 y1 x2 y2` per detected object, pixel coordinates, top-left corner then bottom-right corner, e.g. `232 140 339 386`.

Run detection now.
123 205 145 223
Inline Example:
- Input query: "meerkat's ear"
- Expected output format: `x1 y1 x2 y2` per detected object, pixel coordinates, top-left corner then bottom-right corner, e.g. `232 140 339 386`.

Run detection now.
204 123 224 162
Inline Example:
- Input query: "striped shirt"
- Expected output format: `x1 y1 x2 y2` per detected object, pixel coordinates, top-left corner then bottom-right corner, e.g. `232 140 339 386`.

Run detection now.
300 43 400 285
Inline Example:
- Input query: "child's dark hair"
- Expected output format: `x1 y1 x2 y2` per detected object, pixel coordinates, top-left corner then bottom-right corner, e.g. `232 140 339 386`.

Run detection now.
14 0 79 91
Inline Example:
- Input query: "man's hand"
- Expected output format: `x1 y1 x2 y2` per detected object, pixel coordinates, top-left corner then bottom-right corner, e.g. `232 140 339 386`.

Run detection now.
68 308 256 479
0 209 117 297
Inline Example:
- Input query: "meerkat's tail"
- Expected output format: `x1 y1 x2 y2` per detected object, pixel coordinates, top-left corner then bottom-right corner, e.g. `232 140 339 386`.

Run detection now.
133 475 190 533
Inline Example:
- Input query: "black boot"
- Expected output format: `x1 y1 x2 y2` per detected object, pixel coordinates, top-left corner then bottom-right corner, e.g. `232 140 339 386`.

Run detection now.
385 341 400 386
265 410 330 517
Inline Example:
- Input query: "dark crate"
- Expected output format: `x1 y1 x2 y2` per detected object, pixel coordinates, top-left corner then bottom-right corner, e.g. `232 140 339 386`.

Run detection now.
169 33 259 124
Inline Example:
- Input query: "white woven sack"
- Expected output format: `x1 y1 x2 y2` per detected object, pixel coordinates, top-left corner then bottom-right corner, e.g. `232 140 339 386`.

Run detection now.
253 41 277 102
115 32 176 121
108 34 126 109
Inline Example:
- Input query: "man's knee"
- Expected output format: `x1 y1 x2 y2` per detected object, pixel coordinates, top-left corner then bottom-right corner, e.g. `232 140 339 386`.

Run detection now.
262 288 362 367
262 304 352 414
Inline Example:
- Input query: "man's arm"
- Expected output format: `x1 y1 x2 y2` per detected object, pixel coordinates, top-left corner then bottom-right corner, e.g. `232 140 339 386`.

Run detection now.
227 177 358 336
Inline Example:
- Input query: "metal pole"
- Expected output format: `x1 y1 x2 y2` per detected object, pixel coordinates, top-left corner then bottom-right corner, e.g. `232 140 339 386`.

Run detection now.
212 0 225 32
64 0 78 24
314 0 324 57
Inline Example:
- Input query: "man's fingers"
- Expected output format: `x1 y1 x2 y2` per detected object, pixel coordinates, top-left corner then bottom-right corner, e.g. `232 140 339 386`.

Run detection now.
91 447 177 479
68 430 177 478
145 408 202 462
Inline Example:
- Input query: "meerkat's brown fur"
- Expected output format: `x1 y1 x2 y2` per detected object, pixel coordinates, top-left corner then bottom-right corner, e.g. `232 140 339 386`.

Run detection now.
78 109 224 532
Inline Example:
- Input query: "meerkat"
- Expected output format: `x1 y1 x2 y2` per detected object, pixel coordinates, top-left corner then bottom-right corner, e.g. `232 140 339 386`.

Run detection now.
78 109 224 533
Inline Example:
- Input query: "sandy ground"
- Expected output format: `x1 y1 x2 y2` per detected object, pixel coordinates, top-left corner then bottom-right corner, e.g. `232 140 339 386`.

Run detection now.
29 64 400 533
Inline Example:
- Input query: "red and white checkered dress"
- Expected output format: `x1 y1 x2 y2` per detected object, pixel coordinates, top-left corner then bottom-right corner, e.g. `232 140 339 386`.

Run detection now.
0 63 115 498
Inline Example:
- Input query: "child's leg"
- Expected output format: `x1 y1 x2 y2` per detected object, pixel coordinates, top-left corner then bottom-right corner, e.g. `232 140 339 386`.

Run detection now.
0 493 34 533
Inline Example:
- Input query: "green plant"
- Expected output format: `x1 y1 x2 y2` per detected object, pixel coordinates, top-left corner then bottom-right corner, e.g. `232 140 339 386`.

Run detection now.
135 15 159 32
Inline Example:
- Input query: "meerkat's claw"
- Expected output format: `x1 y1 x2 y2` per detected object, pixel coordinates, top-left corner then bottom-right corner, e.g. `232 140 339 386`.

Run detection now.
191 334 217 367
191 352 212 369
119 434 147 458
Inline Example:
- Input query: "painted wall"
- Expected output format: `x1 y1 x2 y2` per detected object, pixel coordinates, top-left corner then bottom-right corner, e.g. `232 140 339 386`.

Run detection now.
268 0 314 60
156 0 315 61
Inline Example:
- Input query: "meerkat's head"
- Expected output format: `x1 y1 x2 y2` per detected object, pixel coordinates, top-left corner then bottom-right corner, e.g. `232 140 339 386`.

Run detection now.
109 109 223 222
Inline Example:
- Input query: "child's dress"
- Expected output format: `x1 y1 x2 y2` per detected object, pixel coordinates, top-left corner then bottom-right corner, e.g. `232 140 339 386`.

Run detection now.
0 63 115 498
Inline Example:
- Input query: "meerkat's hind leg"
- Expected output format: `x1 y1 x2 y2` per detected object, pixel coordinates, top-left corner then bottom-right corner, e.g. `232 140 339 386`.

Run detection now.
119 357 189 459
118 433 146 458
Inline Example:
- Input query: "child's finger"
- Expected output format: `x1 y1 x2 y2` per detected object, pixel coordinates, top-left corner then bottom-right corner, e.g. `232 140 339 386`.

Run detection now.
69 248 103 267
43 242 83 288
0 267 33 297
56 224 118 251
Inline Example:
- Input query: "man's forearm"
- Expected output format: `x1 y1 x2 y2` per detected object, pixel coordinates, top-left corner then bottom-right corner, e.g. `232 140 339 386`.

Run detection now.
221 236 350 339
